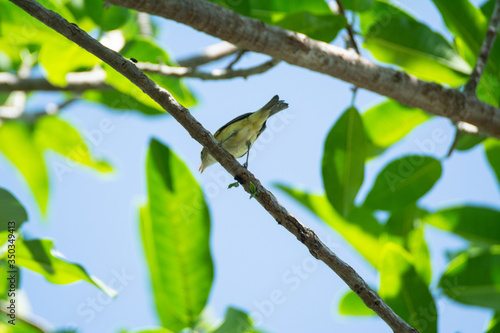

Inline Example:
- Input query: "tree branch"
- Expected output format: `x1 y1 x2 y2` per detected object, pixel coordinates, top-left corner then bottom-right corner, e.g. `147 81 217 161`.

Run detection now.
0 59 279 92
8 0 418 332
107 0 500 139
464 0 500 95
177 41 240 67
137 58 280 80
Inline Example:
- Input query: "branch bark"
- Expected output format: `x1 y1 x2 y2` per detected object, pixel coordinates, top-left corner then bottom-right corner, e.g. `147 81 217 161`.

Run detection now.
107 0 500 139
8 0 418 332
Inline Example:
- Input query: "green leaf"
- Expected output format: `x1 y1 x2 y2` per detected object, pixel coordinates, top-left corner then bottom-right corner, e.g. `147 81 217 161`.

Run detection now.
85 0 131 31
265 12 347 43
423 206 500 246
362 100 431 156
439 246 500 311
338 290 375 316
487 312 500 333
431 0 488 65
276 185 384 267
142 139 213 331
455 132 486 151
3 238 116 296
0 187 28 246
34 115 113 173
210 0 346 42
322 107 366 217
39 36 100 86
83 89 164 115
0 122 49 214
342 0 373 12
363 156 442 211
431 0 500 105
379 243 437 333
0 187 28 227
485 139 500 187
360 1 470 86
383 206 431 285
102 38 196 115
213 307 253 333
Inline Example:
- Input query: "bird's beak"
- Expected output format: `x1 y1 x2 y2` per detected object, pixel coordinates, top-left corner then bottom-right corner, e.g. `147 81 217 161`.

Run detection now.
198 163 204 173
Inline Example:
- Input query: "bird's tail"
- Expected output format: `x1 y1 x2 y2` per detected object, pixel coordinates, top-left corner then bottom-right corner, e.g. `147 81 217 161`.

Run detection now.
260 95 289 117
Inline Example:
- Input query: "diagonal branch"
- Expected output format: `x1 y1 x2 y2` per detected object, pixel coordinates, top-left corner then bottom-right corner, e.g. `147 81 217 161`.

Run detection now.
464 0 500 95
0 59 279 92
8 0 418 332
107 0 500 139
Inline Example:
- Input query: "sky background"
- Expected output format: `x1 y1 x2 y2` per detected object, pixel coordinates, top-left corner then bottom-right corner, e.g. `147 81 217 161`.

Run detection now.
1 0 499 332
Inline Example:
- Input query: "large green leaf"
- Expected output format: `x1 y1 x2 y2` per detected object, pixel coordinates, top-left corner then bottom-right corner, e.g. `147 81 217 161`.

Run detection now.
0 122 49 214
276 185 384 267
213 307 253 333
487 312 500 333
485 139 500 188
360 1 470 86
0 187 27 228
322 107 366 217
384 206 432 285
363 156 442 211
431 0 487 65
431 0 500 105
83 89 164 115
423 206 500 245
379 243 437 333
439 246 500 311
338 290 375 316
0 238 115 296
0 187 28 246
210 0 346 42
33 115 113 173
102 37 196 115
39 36 100 86
85 0 131 31
342 0 373 12
142 139 213 331
362 100 431 156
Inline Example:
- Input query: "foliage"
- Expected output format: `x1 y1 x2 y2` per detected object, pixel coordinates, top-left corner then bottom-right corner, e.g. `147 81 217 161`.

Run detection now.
1 0 500 332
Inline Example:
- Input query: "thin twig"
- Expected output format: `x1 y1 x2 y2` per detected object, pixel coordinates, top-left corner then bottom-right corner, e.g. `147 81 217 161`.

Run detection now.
448 0 500 156
335 0 361 55
177 42 240 67
225 49 246 70
137 58 280 80
464 0 500 95
0 59 280 92
9 0 418 332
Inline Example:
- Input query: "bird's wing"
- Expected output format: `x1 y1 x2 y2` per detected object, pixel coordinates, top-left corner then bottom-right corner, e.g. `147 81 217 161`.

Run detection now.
213 112 253 140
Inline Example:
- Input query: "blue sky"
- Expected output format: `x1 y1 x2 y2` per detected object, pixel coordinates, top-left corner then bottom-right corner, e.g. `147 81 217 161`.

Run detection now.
0 0 498 332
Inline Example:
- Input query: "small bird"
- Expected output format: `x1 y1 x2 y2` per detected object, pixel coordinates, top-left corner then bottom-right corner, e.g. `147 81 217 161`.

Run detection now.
199 95 289 173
